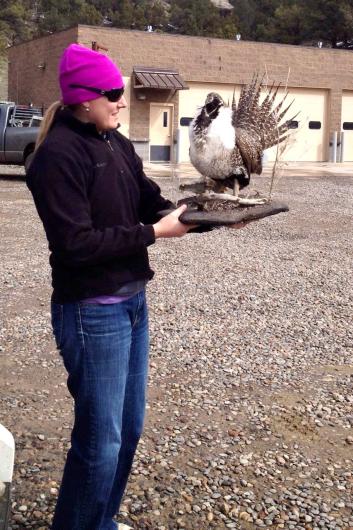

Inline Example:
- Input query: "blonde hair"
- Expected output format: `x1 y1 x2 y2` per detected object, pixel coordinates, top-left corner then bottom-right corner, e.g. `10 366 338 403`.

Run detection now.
35 101 63 150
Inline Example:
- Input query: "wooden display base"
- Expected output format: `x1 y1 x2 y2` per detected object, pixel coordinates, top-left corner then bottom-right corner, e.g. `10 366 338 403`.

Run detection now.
158 197 289 227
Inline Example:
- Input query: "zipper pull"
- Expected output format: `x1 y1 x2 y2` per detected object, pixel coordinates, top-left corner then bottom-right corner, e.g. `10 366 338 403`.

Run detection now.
102 132 114 151
106 139 114 151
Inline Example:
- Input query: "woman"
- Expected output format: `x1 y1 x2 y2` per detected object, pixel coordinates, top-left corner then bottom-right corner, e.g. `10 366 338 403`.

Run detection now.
26 43 195 530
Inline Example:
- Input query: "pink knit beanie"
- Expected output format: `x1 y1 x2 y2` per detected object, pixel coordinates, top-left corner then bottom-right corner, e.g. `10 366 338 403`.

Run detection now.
59 44 124 105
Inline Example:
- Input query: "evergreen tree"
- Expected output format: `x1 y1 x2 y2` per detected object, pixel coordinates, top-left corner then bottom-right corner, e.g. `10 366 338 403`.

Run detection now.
2 0 353 55
302 0 353 47
0 0 34 47
170 0 237 39
111 0 134 29
37 0 101 34
230 0 257 40
256 1 305 44
251 0 353 47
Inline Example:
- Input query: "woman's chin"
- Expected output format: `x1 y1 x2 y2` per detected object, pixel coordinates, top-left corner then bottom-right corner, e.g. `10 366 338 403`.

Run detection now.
108 118 119 129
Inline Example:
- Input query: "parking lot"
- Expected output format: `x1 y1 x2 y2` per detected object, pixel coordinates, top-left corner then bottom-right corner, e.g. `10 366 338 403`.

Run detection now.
0 164 352 529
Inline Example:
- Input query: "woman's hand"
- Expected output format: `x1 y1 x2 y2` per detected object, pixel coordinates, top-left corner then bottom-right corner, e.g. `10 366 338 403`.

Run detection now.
153 205 197 239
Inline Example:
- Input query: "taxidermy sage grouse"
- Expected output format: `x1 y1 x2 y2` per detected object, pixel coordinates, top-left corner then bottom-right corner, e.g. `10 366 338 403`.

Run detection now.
188 77 294 205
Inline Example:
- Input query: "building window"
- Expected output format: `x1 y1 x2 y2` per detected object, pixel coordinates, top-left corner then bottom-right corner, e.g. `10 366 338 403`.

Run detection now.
163 112 168 128
343 122 353 130
288 120 299 129
309 121 321 130
180 117 193 126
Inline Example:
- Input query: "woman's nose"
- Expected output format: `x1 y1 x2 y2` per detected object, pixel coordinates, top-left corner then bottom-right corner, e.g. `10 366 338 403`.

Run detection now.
118 95 127 108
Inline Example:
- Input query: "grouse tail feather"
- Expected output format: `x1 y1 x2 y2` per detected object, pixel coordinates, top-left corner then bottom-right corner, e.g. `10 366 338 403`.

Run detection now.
232 75 295 151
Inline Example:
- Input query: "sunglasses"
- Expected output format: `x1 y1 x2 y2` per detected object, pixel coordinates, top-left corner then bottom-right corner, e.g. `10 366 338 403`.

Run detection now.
69 84 125 102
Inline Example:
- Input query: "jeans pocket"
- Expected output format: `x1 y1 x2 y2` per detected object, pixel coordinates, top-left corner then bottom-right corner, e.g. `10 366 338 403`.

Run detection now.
51 303 64 349
78 302 123 337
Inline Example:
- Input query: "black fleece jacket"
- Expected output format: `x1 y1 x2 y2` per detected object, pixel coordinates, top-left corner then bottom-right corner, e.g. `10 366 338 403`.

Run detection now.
26 109 174 303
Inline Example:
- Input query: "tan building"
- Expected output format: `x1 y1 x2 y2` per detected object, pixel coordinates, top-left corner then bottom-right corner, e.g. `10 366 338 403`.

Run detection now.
7 25 353 162
0 56 8 100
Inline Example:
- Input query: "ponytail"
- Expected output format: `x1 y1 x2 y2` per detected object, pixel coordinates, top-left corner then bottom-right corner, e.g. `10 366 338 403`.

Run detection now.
35 101 63 150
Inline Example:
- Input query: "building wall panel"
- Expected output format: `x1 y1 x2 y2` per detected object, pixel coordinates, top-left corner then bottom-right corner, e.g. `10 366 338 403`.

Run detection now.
8 27 78 110
341 91 353 161
0 55 8 101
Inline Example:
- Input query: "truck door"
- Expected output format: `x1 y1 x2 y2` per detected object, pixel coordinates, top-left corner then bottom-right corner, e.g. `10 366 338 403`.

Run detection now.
0 105 9 163
4 106 40 164
4 107 26 163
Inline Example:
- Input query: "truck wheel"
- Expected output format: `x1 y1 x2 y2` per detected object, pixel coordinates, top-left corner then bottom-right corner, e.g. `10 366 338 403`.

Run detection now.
24 152 34 173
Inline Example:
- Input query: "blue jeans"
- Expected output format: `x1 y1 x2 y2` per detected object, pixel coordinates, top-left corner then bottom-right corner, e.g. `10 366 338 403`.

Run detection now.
50 291 149 530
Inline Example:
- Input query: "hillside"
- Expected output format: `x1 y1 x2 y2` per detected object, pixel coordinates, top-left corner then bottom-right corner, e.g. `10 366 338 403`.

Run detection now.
1 0 352 55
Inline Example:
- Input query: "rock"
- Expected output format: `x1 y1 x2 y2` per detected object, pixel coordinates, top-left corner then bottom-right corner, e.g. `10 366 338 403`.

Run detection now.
239 511 252 522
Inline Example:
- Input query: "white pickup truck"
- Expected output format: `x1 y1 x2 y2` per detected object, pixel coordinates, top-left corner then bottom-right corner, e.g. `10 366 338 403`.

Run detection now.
0 101 42 172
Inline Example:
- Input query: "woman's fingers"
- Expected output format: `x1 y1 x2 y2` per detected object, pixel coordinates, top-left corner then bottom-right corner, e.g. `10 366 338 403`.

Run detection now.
153 205 196 238
174 204 188 216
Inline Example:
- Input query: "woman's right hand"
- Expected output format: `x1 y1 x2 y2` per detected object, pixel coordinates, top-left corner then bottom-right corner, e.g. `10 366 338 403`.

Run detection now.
153 205 197 239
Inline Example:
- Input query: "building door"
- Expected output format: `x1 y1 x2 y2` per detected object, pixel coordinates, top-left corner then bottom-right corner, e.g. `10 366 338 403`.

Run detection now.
149 104 173 162
341 91 353 161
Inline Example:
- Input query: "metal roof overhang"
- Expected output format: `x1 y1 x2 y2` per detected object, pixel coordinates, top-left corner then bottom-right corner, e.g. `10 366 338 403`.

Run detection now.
133 67 188 90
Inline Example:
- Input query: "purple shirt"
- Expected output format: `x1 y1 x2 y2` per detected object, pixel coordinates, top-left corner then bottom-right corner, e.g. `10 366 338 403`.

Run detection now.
81 294 132 305
80 279 147 305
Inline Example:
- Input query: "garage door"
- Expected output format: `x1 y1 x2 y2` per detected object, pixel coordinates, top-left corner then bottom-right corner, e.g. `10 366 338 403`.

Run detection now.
179 84 328 163
265 88 328 162
341 91 353 161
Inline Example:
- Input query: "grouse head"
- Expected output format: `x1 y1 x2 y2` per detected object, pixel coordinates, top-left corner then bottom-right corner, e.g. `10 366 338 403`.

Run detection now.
190 92 227 149
204 92 224 119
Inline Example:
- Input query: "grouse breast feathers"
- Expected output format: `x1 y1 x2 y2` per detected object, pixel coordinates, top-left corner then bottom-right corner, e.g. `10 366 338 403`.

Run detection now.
189 105 235 180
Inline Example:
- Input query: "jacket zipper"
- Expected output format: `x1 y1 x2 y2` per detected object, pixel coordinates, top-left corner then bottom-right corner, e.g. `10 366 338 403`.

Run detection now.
106 139 114 152
101 132 114 152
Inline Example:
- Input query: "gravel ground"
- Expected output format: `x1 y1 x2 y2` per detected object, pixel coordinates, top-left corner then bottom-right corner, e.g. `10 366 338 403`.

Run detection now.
0 167 352 530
